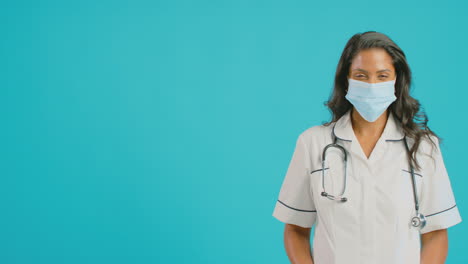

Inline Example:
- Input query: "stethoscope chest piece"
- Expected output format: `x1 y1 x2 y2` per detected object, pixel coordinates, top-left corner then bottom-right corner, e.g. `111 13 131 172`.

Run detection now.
322 127 426 230
411 213 426 229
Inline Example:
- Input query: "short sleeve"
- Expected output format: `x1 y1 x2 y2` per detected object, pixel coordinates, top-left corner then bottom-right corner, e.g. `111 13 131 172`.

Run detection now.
419 136 462 234
272 133 317 228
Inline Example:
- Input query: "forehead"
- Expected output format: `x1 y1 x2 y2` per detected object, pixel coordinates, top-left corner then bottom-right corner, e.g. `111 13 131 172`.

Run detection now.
349 48 394 71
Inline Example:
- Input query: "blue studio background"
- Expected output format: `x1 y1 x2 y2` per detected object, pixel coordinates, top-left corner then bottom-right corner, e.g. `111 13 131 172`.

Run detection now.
2 1 467 263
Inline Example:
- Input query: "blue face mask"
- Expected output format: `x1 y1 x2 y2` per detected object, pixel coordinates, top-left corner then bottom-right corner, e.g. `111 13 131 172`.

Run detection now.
345 78 397 122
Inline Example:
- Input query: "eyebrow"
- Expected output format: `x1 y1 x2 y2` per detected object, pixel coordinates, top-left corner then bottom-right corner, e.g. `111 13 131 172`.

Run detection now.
352 68 392 73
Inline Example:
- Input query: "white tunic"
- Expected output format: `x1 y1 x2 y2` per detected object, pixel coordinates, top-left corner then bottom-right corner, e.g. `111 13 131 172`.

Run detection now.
272 109 462 264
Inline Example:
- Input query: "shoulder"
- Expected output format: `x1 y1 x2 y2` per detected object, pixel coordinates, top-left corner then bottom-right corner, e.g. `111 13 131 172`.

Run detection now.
297 122 335 146
414 133 443 171
416 134 441 157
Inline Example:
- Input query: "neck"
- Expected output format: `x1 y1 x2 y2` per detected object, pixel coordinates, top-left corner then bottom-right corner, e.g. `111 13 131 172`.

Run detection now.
350 108 389 138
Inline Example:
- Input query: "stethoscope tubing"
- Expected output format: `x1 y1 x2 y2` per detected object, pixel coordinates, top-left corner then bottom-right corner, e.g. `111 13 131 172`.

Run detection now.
320 124 426 229
321 135 348 201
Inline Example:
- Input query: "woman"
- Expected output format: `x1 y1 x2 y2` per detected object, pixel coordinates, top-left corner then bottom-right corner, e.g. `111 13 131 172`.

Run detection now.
272 31 462 264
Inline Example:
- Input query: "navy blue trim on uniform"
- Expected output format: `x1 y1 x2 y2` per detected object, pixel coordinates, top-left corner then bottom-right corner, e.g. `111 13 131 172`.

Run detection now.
385 138 405 142
310 168 329 174
426 204 457 218
277 200 317 213
401 169 423 178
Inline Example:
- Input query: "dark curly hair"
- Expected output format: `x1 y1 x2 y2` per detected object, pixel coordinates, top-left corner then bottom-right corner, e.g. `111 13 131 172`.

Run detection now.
323 31 439 171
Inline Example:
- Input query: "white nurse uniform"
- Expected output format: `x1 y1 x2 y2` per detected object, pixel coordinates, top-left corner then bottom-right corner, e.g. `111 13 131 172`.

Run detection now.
272 109 462 264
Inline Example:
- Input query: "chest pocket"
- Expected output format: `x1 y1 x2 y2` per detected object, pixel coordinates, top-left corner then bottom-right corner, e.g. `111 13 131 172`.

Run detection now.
401 168 423 197
308 145 360 231
398 165 424 218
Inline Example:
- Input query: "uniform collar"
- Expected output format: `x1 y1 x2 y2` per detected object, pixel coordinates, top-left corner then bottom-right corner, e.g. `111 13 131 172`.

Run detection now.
332 109 405 142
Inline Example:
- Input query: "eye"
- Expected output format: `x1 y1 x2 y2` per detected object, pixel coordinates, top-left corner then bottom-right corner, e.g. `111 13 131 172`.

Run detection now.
379 75 388 78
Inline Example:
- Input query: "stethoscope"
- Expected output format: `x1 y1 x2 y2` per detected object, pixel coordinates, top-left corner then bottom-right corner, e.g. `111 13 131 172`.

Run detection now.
320 127 427 229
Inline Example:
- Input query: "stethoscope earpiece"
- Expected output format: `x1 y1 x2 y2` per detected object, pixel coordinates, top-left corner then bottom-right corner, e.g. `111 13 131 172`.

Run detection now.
321 128 424 229
320 135 349 204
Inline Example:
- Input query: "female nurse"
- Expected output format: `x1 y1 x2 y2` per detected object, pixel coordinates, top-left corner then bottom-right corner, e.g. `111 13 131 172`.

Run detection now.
272 31 462 264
